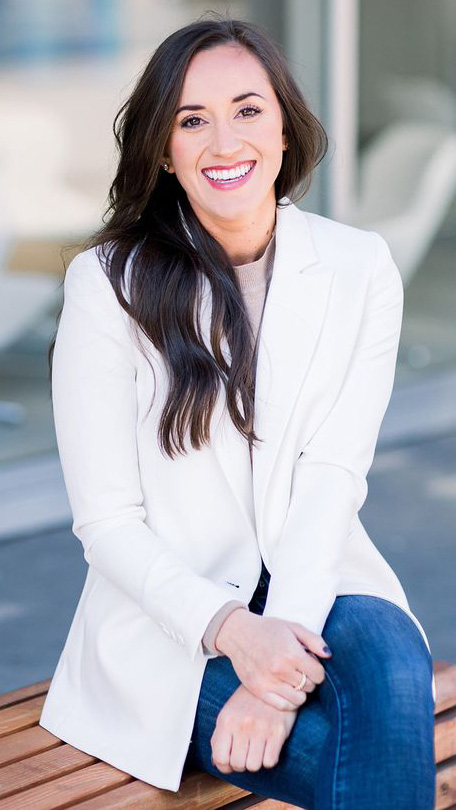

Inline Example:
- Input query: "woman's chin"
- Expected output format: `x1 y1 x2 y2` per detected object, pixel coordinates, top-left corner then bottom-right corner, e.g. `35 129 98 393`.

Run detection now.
204 191 262 221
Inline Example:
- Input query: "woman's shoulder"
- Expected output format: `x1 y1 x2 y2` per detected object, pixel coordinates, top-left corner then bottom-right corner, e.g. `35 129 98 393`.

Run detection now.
280 202 401 297
64 241 134 300
281 199 387 261
304 209 381 251
64 244 109 285
61 243 138 340
303 210 402 302
301 208 396 277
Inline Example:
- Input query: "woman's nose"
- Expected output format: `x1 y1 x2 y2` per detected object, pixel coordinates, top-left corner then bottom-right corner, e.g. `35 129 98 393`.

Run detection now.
209 123 243 158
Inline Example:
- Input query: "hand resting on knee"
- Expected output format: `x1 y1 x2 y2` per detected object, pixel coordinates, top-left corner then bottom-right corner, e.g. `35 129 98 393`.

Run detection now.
210 683 298 774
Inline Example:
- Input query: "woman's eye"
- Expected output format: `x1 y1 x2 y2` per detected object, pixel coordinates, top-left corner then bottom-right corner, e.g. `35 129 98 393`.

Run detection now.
180 115 203 129
238 105 262 118
180 105 262 129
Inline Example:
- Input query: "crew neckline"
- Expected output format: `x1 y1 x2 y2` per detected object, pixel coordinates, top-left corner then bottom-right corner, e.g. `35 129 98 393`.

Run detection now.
233 229 276 270
232 231 276 293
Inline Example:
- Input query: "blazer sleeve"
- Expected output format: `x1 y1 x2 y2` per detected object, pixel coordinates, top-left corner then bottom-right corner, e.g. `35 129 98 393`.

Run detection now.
262 233 404 635
51 249 244 662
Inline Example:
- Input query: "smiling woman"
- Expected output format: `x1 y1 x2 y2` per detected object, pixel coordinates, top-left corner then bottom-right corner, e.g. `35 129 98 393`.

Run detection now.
41 13 436 807
164 44 287 237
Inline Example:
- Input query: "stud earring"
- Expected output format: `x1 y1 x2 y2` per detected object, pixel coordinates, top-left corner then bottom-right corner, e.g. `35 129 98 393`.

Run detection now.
162 162 169 171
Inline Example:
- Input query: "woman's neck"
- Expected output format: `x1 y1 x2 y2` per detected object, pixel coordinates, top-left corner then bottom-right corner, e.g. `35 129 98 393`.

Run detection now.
226 222 276 265
190 194 277 265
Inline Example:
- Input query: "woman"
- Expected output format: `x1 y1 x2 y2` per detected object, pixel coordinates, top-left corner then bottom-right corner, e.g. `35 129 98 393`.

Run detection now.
40 16 436 809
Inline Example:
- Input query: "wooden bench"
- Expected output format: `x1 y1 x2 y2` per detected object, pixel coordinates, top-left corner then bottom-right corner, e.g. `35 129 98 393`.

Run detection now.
0 660 455 809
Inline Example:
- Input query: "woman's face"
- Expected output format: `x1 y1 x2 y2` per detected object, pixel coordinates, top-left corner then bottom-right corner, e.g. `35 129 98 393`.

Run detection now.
164 42 286 225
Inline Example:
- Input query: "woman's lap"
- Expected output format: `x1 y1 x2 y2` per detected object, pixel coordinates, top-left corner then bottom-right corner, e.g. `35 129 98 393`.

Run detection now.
185 594 435 810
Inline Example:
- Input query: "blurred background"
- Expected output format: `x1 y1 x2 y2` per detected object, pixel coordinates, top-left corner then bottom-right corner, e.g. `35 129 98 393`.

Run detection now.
0 0 455 691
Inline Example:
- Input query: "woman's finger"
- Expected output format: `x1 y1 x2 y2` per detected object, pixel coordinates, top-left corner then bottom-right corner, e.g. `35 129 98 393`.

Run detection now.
245 734 267 772
272 660 321 708
210 728 233 773
263 690 306 711
262 734 281 769
229 733 249 772
293 648 327 685
289 622 333 661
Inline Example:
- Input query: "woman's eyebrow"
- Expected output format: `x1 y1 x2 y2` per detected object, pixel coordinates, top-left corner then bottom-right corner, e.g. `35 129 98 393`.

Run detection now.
175 91 265 115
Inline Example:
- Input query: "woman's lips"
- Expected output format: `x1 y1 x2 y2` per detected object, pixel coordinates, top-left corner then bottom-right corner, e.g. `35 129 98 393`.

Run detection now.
202 161 256 191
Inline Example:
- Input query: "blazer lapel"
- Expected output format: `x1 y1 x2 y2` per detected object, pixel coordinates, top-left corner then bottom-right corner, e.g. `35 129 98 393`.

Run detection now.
252 203 335 541
197 199 335 540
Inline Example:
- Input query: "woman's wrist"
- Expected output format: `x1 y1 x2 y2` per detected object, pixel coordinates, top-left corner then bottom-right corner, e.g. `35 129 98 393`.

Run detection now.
202 600 247 655
215 605 250 654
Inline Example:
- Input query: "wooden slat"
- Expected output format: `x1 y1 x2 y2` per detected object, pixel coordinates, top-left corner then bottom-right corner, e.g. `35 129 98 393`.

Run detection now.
63 780 165 810
0 761 131 810
0 696 45 738
436 757 456 810
0 743 97 799
0 726 61 767
220 799 280 810
71 769 252 809
435 707 456 763
0 682 51 710
435 662 456 714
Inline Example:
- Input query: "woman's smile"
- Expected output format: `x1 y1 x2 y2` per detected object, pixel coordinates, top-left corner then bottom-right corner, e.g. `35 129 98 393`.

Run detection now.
201 159 256 190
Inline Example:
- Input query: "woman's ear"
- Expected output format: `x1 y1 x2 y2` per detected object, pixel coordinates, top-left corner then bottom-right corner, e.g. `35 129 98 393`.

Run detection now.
161 157 176 173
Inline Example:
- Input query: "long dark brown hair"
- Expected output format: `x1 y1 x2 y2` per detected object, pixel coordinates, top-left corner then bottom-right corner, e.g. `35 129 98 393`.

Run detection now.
49 14 328 459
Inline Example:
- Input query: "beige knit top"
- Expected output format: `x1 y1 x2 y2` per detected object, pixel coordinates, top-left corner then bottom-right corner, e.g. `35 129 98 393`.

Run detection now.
202 229 276 655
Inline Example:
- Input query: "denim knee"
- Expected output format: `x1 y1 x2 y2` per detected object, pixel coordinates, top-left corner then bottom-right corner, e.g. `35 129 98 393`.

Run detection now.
344 633 434 721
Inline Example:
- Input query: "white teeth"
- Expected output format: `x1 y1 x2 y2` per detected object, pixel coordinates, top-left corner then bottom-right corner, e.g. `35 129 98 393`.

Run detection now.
204 162 254 181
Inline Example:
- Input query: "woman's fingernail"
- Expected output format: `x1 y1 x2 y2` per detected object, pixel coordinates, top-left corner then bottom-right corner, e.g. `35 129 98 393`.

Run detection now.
323 645 332 655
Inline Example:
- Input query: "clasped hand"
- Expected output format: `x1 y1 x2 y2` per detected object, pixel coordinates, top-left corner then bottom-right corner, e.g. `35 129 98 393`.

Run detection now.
210 610 332 773
216 609 331 710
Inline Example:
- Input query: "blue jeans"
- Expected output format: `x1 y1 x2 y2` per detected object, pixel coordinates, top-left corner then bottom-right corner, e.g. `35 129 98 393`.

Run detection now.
185 561 436 809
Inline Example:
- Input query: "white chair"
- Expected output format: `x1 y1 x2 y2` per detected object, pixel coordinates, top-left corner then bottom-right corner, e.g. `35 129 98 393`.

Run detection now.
343 122 456 285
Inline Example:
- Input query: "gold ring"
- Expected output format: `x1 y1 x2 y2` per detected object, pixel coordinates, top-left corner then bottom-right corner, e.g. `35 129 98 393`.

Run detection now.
293 671 307 691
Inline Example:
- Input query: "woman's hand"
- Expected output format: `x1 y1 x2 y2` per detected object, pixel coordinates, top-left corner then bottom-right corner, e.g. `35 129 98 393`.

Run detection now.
215 609 331 711
211 683 298 773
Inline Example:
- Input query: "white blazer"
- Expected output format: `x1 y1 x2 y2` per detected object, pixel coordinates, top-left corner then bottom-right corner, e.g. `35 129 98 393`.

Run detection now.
39 198 436 792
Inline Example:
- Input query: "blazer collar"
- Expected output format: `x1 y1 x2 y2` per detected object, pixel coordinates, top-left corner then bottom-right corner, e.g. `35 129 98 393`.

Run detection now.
273 195 319 277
